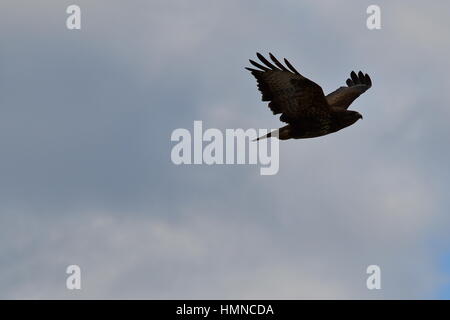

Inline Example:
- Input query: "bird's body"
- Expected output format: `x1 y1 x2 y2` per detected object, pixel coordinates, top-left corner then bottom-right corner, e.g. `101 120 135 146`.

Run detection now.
246 53 372 140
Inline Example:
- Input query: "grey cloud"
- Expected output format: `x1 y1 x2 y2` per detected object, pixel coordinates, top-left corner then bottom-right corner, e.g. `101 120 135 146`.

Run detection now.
0 0 450 299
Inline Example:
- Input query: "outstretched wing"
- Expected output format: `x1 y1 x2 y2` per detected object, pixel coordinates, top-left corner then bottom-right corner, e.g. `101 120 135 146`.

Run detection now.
246 53 330 124
326 71 372 110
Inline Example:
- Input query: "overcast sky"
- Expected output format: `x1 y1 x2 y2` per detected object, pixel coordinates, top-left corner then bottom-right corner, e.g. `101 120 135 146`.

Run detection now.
1 0 450 299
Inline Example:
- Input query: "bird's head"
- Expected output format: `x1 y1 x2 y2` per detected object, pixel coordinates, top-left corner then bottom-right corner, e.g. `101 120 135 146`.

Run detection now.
354 111 363 121
338 110 363 127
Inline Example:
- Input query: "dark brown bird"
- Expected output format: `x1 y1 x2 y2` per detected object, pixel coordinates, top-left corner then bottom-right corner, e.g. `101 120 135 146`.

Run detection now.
246 53 372 140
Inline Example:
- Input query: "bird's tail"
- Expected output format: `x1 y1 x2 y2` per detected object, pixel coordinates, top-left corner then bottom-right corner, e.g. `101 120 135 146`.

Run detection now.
253 129 279 141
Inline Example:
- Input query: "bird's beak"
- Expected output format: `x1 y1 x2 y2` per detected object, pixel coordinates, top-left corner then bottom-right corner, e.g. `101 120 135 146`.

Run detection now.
359 114 363 120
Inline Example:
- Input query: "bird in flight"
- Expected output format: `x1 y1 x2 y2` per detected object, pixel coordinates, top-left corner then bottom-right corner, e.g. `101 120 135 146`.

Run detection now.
246 53 372 140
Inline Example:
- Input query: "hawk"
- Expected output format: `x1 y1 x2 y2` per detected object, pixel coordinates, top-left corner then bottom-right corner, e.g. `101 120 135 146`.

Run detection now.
246 53 372 140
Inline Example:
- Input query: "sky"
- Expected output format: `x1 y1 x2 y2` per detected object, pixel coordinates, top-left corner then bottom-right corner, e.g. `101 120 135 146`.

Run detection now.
1 0 450 299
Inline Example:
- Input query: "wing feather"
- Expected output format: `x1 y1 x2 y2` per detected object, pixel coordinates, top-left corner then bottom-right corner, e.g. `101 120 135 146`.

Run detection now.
246 53 330 124
283 58 300 75
249 59 271 71
256 52 279 70
326 71 372 109
269 53 289 71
